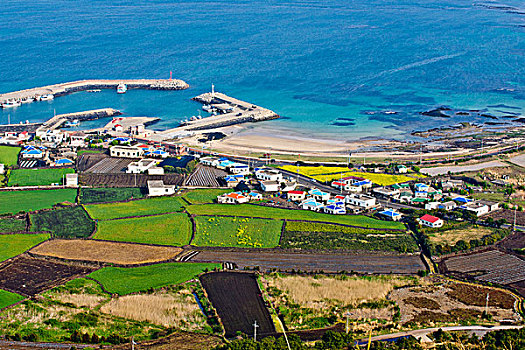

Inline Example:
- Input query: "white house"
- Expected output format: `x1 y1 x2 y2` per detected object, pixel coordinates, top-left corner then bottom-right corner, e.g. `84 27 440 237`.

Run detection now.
438 201 457 211
309 189 330 202
147 180 175 196
280 180 297 192
260 180 280 192
21 149 44 159
228 163 250 175
39 129 66 144
477 200 500 212
65 173 78 187
200 156 220 167
323 205 346 215
345 194 377 209
110 145 143 158
255 169 283 182
373 187 400 199
300 199 324 212
217 192 249 204
419 214 444 228
0 163 5 175
127 159 158 174
425 202 440 210
287 190 306 202
396 165 408 174
461 201 490 217
69 134 86 147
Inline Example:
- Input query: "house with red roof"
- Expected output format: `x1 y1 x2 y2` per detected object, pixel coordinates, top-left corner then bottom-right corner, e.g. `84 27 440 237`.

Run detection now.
419 214 444 228
287 190 306 202
217 192 249 204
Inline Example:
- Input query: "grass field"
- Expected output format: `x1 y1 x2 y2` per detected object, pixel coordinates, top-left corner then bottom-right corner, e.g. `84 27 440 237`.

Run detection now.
0 189 77 215
32 239 183 265
8 168 75 187
93 213 192 246
471 192 507 203
85 196 185 220
193 216 282 248
0 289 24 309
89 262 220 295
183 189 230 204
79 187 147 204
427 226 494 245
0 233 49 262
0 146 20 166
279 165 414 185
30 206 95 238
0 216 26 233
187 204 405 230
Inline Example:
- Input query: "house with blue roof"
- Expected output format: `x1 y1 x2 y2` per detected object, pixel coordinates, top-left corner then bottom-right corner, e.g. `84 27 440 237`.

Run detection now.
323 205 346 215
378 209 403 221
54 158 74 166
228 162 250 175
414 183 429 192
300 199 324 212
309 188 330 202
21 148 44 159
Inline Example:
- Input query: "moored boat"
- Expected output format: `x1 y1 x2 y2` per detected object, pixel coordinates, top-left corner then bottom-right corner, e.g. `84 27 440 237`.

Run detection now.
117 83 127 94
39 94 54 101
1 100 21 108
21 97 34 104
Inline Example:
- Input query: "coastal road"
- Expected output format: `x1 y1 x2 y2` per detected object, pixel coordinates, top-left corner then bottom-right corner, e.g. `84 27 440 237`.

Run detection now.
357 325 523 345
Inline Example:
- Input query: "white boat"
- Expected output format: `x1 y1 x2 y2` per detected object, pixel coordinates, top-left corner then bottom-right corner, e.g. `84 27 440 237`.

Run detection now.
64 119 80 127
117 83 127 94
39 94 54 101
21 97 34 104
1 100 21 108
202 104 213 112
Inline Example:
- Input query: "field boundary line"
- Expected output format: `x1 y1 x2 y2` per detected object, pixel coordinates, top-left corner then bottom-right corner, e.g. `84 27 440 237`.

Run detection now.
0 231 51 235
188 211 197 246
88 237 185 249
95 210 186 221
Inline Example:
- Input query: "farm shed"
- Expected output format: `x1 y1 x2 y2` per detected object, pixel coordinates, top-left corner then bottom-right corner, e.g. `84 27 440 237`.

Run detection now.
147 180 175 196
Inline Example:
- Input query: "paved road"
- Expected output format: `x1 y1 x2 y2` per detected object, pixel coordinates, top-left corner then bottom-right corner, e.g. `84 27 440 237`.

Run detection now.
357 325 523 344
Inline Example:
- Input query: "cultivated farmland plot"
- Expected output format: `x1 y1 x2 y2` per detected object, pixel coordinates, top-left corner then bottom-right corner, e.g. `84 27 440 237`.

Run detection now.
184 165 227 187
440 248 525 297
0 256 96 296
189 249 426 274
79 173 183 187
200 272 275 338
0 189 77 215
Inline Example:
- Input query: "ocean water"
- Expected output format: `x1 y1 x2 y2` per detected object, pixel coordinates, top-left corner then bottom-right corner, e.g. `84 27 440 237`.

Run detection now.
0 0 523 141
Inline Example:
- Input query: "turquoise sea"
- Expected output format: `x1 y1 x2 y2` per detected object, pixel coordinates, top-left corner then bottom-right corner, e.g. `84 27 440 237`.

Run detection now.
0 0 523 140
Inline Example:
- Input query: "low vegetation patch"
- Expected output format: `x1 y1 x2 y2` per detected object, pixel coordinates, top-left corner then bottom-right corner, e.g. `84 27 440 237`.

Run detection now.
0 216 26 233
183 188 231 204
0 289 24 309
193 216 282 248
8 168 75 187
30 206 95 239
0 146 20 166
187 204 404 230
446 283 516 309
93 213 192 246
79 187 147 204
89 262 220 295
0 189 77 215
85 196 185 220
282 221 417 253
31 239 183 265
0 233 49 262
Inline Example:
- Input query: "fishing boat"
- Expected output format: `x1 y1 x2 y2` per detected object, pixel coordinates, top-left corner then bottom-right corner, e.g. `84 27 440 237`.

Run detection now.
202 104 213 112
1 100 21 108
39 94 54 101
117 83 127 94
64 119 80 127
87 89 101 93
21 97 34 104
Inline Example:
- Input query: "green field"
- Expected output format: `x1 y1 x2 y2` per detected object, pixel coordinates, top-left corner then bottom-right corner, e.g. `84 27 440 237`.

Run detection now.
187 204 404 230
88 262 220 295
8 168 75 187
0 233 49 262
93 212 192 246
0 289 24 309
0 216 26 233
0 146 20 166
193 216 282 248
86 196 185 220
30 206 95 238
79 187 147 204
183 189 230 204
283 221 418 253
0 189 77 215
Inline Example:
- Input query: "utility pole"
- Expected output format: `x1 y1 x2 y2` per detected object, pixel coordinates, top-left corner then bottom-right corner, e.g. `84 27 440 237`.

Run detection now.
253 320 259 342
481 138 484 153
514 204 517 232
485 293 490 315
131 336 136 350
344 312 351 334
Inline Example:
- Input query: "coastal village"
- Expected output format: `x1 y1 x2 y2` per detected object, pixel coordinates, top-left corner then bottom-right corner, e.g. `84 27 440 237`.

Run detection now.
0 81 524 349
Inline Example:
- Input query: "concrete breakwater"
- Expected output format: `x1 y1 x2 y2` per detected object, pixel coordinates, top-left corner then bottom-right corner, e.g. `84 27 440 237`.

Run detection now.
157 91 279 139
0 79 189 104
38 108 122 132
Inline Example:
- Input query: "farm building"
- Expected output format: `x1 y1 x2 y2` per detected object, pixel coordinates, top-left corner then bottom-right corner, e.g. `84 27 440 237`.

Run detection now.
300 199 324 212
255 169 283 182
287 190 306 202
309 188 330 202
224 175 245 188
65 173 78 187
425 202 440 210
247 192 263 201
260 180 280 192
147 180 175 196
110 145 143 158
323 205 346 215
200 156 220 167
378 209 402 221
419 214 444 228
345 194 376 209
126 159 158 174
439 201 457 211
373 186 400 199
217 192 249 204
21 148 44 159
477 200 500 212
